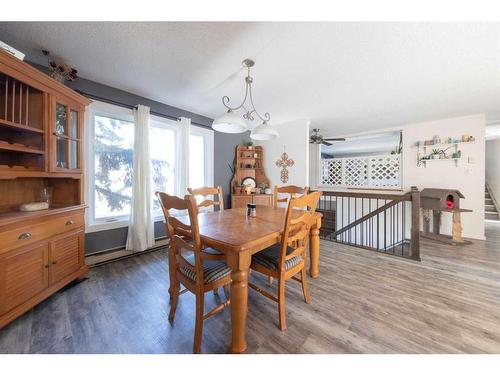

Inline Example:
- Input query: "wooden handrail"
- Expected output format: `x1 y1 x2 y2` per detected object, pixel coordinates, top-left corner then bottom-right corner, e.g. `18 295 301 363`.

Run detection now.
318 190 412 201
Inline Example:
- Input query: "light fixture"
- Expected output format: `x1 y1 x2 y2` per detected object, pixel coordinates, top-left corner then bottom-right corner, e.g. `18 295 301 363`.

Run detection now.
211 110 247 134
249 121 279 141
212 59 278 140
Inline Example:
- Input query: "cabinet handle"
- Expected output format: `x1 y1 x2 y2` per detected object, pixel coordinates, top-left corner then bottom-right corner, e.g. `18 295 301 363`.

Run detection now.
18 232 32 240
66 220 74 225
44 264 49 269
52 261 58 265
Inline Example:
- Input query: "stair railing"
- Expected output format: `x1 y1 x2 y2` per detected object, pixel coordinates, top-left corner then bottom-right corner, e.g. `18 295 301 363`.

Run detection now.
314 187 420 260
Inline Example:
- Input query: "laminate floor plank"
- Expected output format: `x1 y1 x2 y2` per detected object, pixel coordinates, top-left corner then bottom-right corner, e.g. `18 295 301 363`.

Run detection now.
1 223 500 353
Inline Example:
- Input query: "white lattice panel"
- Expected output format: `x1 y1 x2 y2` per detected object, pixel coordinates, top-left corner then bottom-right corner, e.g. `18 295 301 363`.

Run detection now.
320 154 401 188
344 158 368 186
321 159 342 185
369 155 401 187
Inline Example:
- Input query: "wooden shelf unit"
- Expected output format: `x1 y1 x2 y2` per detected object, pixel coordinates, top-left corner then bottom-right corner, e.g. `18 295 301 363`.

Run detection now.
0 48 91 329
230 145 273 207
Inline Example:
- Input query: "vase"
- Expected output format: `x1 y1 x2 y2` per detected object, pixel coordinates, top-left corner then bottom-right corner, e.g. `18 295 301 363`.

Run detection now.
50 71 65 83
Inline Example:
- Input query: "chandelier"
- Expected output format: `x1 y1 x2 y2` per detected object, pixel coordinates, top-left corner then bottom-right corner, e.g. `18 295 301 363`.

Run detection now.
212 59 279 140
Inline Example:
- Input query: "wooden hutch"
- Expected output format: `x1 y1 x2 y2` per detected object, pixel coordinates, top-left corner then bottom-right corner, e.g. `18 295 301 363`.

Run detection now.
231 144 273 208
0 49 91 328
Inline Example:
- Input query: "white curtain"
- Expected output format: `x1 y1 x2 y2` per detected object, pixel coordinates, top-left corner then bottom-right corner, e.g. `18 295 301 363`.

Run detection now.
178 117 191 196
126 105 155 251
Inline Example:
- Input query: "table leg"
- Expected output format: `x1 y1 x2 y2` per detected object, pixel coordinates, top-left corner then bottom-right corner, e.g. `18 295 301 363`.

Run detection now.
309 229 320 278
226 251 251 353
309 217 321 278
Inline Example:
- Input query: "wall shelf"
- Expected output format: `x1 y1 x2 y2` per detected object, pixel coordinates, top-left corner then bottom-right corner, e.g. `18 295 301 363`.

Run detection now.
419 157 461 168
415 141 475 149
416 136 475 168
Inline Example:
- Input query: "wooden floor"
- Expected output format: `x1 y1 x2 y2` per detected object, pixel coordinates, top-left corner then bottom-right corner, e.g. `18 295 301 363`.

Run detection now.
1 223 500 353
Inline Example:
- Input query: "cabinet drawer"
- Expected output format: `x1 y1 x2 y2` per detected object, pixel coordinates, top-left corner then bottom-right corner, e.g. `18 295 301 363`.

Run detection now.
0 212 84 251
253 195 272 207
232 196 251 209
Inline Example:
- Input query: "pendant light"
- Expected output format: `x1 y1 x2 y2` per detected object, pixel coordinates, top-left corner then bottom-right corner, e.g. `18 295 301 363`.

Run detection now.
212 59 278 140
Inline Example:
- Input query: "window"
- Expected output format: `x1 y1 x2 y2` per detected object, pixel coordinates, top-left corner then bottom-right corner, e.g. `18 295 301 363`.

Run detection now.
150 116 178 216
190 126 214 190
87 102 135 230
93 114 134 221
86 101 214 232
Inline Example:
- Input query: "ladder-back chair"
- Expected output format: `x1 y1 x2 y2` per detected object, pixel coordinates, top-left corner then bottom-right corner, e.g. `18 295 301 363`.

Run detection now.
249 191 321 331
187 186 225 211
273 185 309 208
156 192 232 353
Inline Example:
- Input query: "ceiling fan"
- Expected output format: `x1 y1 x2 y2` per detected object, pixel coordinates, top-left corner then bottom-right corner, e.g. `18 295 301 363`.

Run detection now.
309 129 346 146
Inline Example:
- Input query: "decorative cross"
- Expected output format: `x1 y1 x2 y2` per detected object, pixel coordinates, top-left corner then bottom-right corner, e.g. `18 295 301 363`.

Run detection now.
275 148 295 183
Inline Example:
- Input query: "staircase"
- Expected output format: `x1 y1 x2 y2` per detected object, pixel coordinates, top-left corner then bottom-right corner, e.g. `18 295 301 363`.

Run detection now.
485 186 499 220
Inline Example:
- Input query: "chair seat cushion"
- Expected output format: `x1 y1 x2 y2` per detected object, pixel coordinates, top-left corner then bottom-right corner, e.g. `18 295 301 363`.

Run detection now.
251 243 303 271
202 247 223 256
179 255 231 284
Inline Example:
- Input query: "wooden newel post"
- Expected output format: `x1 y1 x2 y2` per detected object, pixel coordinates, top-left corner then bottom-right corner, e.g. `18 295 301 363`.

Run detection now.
410 186 421 260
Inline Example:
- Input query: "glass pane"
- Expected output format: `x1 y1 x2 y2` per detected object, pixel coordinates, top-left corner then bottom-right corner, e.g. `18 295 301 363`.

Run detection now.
70 110 78 138
94 115 134 220
70 140 78 169
56 138 68 168
55 103 68 136
189 135 205 189
150 125 176 213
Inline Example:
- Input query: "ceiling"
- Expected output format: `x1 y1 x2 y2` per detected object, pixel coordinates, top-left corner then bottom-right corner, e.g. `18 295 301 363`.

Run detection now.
0 22 499 136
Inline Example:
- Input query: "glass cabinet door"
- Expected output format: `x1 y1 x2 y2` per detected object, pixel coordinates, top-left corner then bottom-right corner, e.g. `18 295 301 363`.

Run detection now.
53 101 81 172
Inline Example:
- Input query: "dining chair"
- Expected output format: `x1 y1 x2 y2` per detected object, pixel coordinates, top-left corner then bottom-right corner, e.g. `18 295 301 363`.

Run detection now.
156 192 232 353
248 191 321 331
273 185 310 208
187 186 226 271
187 186 225 211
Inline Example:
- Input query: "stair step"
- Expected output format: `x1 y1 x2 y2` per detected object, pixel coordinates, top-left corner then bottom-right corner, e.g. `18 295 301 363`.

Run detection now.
485 212 499 220
485 205 497 212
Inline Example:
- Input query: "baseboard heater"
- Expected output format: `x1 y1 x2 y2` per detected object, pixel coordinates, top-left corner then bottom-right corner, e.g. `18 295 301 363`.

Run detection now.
85 237 169 268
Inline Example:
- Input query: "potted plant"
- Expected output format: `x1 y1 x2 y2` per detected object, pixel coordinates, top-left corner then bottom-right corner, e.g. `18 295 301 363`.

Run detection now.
245 140 254 150
430 149 443 159
391 145 402 155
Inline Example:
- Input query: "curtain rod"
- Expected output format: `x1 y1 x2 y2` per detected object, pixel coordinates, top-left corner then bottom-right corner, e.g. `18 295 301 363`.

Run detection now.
75 89 211 129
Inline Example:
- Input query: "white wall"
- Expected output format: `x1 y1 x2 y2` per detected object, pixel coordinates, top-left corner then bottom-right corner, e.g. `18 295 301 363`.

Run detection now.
255 119 310 188
309 143 319 188
486 139 500 204
402 114 486 240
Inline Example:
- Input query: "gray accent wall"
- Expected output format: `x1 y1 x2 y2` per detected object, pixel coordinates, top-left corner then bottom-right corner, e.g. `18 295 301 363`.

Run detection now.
32 63 249 255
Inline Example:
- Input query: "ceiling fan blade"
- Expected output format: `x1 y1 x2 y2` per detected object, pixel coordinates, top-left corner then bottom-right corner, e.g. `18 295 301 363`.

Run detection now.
322 141 333 146
324 138 346 141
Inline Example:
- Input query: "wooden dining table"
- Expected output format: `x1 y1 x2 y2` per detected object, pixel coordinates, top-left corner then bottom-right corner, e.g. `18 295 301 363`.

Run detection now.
176 205 322 353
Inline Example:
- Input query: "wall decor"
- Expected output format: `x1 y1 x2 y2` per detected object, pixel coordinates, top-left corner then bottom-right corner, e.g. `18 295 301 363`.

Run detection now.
415 135 474 168
276 147 295 183
42 49 78 82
